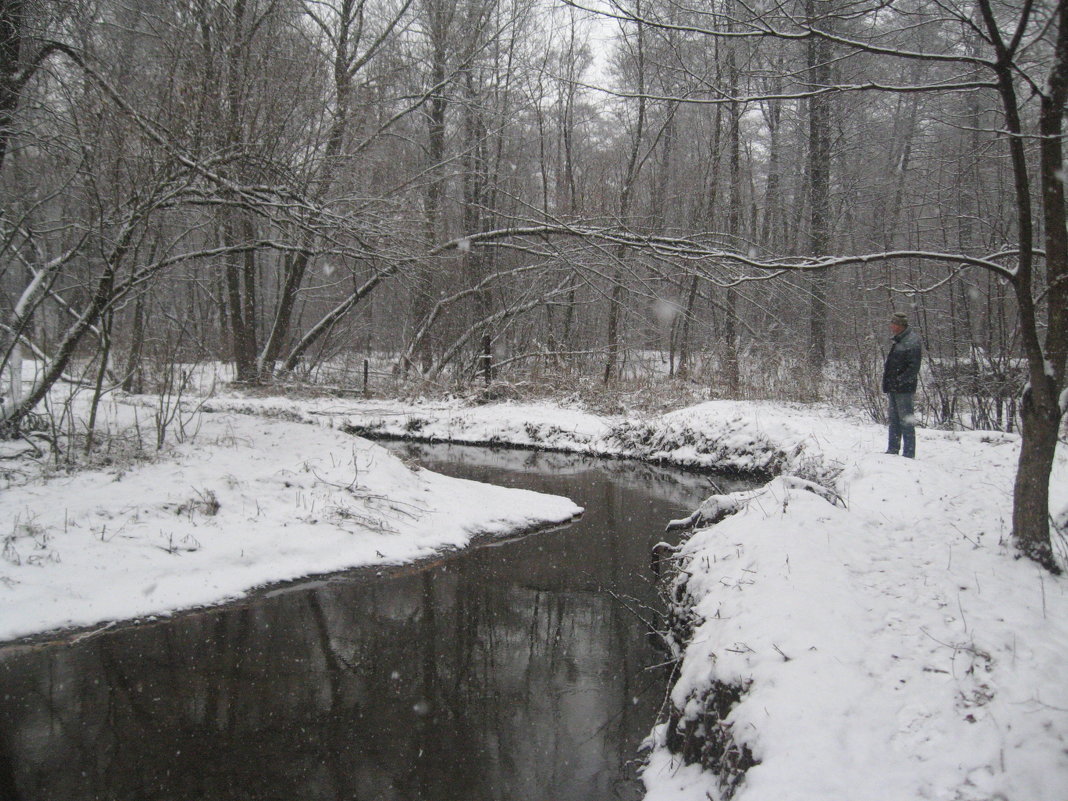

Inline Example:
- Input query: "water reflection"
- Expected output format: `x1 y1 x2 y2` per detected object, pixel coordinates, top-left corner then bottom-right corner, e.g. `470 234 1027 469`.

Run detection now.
0 444 755 801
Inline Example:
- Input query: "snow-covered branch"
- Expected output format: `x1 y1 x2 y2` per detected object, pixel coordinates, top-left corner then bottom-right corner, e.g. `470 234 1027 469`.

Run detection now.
569 78 998 105
440 225 1023 280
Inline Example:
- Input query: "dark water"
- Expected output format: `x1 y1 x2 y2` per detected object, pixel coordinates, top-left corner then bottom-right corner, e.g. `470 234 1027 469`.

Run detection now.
0 443 756 801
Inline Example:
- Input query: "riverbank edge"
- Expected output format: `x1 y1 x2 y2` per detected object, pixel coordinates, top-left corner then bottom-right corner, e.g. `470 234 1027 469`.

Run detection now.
0 515 576 655
349 423 791 797
198 395 832 484
0 407 585 653
344 424 777 482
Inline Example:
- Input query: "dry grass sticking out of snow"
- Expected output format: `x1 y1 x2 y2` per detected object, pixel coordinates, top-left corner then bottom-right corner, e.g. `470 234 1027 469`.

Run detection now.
0 409 581 643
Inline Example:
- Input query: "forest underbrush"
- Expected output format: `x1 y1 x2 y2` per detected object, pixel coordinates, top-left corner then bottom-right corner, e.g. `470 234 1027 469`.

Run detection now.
222 348 1037 437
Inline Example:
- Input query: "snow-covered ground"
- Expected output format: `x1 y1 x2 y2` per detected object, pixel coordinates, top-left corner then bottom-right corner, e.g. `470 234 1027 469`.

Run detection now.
0 404 581 643
197 393 1068 800
644 465 1068 801
3 387 1066 800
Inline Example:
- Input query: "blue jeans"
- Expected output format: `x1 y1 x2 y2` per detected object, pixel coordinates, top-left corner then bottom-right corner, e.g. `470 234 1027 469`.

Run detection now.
887 392 916 457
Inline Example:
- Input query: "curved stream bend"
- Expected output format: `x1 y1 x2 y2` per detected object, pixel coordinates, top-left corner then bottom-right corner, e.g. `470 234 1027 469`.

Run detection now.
0 443 758 801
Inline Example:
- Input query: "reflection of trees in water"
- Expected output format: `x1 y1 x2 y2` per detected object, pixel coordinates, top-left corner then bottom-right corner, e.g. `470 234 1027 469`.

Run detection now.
0 448 724 801
0 560 654 800
0 732 19 801
387 441 751 505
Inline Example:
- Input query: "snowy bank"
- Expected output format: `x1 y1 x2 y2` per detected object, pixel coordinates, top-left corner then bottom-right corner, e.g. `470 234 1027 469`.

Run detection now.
0 411 581 643
644 445 1068 801
199 396 851 483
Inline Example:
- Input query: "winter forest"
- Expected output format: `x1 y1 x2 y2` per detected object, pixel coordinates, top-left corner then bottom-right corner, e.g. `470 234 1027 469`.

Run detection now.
0 0 1065 561
2 3 1068 798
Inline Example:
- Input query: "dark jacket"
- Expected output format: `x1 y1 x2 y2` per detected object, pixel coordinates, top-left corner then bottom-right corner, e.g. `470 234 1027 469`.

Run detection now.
882 326 922 393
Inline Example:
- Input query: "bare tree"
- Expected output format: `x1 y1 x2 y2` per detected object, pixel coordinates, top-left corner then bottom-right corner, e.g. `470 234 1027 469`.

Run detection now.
562 0 1067 568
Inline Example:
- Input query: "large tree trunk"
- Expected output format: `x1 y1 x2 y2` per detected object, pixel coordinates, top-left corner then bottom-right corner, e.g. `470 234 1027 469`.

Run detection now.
979 0 1067 571
1013 390 1062 571
1014 2 1068 572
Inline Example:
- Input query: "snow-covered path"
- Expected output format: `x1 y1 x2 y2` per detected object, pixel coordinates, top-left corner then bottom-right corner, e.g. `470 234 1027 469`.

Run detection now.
645 456 1067 801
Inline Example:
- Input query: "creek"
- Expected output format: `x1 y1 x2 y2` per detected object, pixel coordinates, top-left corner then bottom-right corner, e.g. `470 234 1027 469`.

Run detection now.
0 442 758 801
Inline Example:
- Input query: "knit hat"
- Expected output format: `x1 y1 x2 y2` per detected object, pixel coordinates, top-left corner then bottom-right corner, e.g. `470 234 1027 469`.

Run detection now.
890 312 908 328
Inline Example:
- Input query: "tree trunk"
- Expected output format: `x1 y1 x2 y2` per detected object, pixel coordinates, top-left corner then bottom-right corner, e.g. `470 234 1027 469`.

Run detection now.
1013 1 1068 572
723 33 741 396
604 280 624 384
409 0 452 374
2 255 122 434
461 64 492 381
260 0 364 375
121 289 146 394
806 0 833 371
759 90 782 250
219 0 258 383
223 216 258 382
676 275 699 378
604 3 646 384
3 340 20 413
978 0 1066 570
1013 389 1061 571
0 0 25 172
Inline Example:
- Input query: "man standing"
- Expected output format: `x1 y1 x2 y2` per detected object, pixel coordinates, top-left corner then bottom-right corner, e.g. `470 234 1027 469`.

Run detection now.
882 312 922 458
